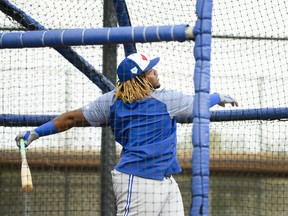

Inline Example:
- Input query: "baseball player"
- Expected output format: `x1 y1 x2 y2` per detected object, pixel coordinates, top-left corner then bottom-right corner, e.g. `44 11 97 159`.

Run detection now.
15 53 238 215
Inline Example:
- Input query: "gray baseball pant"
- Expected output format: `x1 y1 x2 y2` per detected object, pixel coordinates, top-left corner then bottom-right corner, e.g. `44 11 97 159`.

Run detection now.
111 169 184 216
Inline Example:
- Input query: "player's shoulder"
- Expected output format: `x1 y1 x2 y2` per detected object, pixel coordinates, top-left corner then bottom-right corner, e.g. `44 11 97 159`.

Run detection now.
152 88 194 107
152 88 186 98
96 89 116 102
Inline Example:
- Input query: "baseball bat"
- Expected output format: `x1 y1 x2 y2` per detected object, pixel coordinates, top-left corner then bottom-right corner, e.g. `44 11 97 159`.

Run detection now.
20 139 33 192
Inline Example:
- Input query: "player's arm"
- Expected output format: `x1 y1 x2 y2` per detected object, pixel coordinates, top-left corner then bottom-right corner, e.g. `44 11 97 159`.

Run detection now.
15 108 89 148
52 108 89 132
169 91 238 123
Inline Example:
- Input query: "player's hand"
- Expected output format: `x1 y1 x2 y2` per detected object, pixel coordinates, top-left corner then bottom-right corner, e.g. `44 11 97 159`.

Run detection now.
218 94 238 107
15 130 39 148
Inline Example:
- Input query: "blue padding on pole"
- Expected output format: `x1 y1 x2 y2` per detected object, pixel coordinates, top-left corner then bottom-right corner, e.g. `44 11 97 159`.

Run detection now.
191 0 213 215
83 28 107 44
109 27 134 43
192 147 210 174
192 176 210 197
194 36 212 60
195 0 213 19
192 118 210 148
159 26 175 41
193 93 211 120
0 25 190 49
23 31 45 47
62 29 83 46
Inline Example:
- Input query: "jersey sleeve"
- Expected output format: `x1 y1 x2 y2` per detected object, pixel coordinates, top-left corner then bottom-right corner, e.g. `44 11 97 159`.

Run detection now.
153 89 194 123
82 91 115 127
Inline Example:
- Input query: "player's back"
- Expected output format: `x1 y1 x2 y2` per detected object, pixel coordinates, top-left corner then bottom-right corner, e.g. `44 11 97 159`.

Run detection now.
110 97 180 179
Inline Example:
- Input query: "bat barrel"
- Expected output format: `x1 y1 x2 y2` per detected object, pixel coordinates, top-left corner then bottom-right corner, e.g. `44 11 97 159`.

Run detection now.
20 139 33 192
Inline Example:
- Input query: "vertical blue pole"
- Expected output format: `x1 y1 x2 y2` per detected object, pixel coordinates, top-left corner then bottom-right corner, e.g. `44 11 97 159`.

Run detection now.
191 0 213 215
112 0 137 56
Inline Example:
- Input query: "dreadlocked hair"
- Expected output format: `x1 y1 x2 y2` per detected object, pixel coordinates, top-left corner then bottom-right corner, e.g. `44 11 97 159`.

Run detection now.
115 73 154 103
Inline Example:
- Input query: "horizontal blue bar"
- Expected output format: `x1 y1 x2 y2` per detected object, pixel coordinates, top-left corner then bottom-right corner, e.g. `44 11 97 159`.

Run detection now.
1 107 287 127
211 107 288 121
0 114 57 127
0 24 189 49
176 107 288 124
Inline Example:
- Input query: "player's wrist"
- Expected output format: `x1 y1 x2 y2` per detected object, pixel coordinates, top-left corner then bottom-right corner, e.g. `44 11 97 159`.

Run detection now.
35 121 57 137
209 93 221 107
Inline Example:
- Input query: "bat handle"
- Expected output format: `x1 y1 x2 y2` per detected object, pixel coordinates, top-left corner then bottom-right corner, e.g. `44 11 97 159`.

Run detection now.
20 139 27 160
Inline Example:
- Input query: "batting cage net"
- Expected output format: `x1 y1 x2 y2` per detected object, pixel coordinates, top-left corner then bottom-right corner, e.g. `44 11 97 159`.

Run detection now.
0 0 288 215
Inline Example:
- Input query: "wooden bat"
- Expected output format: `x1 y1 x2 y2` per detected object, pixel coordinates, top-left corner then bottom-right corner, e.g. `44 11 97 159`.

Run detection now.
20 139 33 192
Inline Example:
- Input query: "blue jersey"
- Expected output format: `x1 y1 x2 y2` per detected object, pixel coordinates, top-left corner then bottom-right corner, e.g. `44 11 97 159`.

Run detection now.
82 89 194 180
